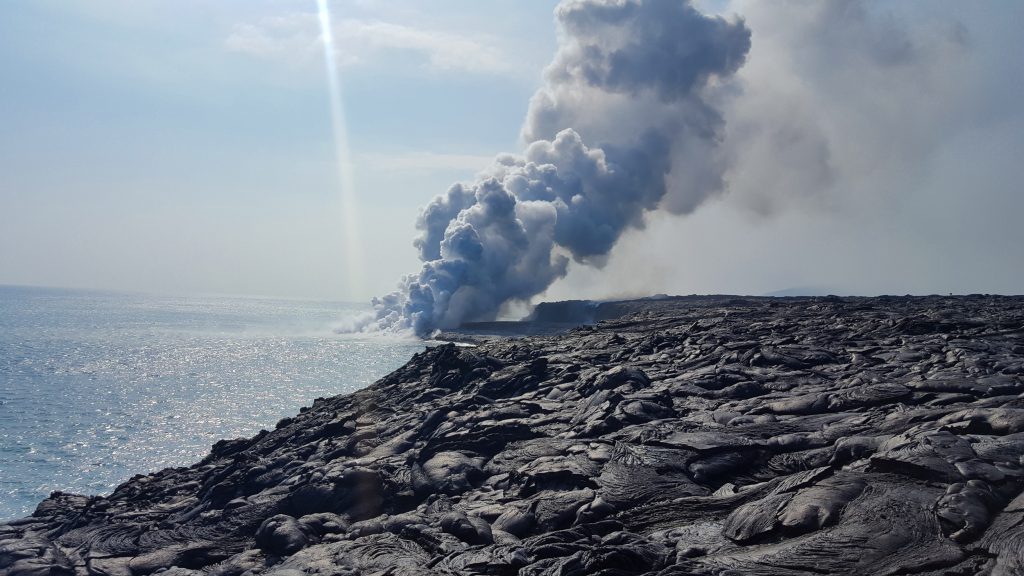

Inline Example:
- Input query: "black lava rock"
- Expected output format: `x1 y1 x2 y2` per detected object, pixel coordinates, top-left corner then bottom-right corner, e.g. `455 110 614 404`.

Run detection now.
2 295 1023 575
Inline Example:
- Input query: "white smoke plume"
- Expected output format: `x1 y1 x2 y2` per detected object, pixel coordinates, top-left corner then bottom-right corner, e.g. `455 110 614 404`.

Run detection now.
366 0 751 336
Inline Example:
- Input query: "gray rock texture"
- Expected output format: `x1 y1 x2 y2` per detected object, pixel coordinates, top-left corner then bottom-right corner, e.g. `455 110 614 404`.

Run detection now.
3 295 1024 575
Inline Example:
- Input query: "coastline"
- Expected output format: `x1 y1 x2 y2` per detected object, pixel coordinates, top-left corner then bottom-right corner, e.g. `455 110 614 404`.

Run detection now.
2 295 1024 575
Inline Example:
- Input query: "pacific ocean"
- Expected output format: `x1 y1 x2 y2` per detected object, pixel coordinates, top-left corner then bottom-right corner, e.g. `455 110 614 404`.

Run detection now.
0 285 424 521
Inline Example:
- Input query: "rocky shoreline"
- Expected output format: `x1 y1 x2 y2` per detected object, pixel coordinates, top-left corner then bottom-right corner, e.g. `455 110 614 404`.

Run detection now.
3 295 1024 575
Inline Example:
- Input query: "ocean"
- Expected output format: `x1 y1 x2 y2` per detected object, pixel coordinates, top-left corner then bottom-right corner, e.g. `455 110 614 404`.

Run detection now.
0 285 424 521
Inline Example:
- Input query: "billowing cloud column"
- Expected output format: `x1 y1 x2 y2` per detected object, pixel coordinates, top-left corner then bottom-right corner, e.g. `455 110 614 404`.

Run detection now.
367 0 751 336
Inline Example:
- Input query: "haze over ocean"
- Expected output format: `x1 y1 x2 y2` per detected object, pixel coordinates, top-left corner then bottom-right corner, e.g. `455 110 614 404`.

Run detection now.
0 285 423 521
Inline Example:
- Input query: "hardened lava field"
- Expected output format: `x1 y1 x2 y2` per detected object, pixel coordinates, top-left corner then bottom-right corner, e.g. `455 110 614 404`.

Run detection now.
3 295 1024 575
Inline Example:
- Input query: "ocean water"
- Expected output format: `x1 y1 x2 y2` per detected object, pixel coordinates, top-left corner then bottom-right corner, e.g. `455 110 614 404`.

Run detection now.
0 286 424 521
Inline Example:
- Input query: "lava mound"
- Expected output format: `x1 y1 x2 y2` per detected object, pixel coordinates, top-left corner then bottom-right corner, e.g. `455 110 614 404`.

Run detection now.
3 295 1024 575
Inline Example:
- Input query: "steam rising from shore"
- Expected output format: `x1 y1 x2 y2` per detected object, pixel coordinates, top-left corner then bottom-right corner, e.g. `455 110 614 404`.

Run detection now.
363 0 750 336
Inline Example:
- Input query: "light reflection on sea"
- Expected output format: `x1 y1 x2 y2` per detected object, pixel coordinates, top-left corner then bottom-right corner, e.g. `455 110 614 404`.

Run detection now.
0 286 424 521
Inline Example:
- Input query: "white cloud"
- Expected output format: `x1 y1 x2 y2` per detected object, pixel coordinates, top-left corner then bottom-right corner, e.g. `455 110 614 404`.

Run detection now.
224 13 507 73
717 0 975 216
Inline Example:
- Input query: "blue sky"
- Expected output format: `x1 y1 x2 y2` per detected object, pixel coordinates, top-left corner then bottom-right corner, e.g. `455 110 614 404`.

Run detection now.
0 1 558 299
1 1 1022 301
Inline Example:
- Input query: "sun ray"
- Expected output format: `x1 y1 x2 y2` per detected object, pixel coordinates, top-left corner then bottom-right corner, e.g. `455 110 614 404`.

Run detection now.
316 0 364 301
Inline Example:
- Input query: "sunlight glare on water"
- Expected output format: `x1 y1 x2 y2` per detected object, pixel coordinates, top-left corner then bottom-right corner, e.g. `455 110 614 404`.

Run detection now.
0 286 424 521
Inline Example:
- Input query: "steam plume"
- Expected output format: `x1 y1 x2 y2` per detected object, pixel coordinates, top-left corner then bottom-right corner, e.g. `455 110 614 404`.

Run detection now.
367 0 751 336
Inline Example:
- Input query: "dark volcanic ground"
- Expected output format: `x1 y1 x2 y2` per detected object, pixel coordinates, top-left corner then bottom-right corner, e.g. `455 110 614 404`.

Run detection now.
3 295 1024 575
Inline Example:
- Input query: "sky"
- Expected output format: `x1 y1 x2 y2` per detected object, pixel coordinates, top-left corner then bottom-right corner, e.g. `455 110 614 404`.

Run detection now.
0 0 1021 302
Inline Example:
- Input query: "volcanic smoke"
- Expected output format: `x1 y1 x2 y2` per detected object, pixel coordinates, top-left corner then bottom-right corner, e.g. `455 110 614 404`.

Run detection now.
365 0 751 336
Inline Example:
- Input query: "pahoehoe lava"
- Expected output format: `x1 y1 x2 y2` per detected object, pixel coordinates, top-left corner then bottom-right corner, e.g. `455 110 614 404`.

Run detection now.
3 295 1024 575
